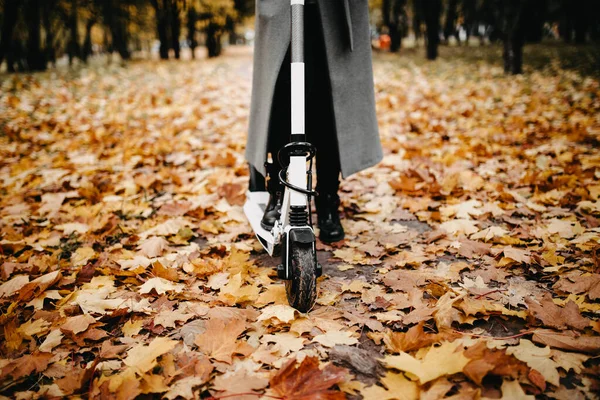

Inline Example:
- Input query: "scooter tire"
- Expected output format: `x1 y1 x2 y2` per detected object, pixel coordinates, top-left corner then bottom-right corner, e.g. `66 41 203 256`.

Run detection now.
285 243 317 313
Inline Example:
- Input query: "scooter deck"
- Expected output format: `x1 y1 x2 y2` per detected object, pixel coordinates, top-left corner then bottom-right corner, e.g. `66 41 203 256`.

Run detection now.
244 191 279 256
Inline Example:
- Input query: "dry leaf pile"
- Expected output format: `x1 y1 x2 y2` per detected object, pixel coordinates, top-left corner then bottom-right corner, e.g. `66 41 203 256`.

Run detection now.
1 46 599 399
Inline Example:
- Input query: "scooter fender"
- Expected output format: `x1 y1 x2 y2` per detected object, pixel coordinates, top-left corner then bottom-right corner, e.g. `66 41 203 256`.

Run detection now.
277 227 317 280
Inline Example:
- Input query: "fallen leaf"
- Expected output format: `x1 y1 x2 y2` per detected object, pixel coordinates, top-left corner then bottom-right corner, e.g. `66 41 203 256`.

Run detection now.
269 356 348 400
383 341 470 383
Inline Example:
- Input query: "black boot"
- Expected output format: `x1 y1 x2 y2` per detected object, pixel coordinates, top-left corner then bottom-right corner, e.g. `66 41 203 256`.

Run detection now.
261 163 284 230
315 192 345 243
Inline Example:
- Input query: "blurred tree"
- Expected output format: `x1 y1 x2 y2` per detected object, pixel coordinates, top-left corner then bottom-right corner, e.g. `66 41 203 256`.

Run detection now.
228 0 253 44
170 0 182 58
151 0 172 59
68 0 81 65
0 0 20 70
560 0 590 44
81 0 100 62
382 0 407 52
25 0 49 70
501 0 535 74
421 0 441 60
197 0 237 58
462 0 477 44
188 3 198 58
151 0 183 59
443 0 459 44
524 0 546 43
101 0 131 60
412 0 424 43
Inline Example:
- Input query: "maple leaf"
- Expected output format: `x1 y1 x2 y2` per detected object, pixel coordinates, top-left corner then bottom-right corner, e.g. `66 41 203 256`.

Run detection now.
269 356 348 400
261 333 307 356
17 270 62 302
257 304 297 324
137 236 170 258
0 275 29 297
462 341 537 387
212 364 269 396
123 336 178 373
312 331 359 348
525 293 589 331
361 371 419 400
194 317 247 364
163 376 207 400
553 272 600 300
495 379 535 400
531 329 600 355
383 341 470 383
0 353 53 380
384 322 458 353
439 219 479 235
505 340 560 387
61 314 97 335
139 277 185 295
39 329 64 353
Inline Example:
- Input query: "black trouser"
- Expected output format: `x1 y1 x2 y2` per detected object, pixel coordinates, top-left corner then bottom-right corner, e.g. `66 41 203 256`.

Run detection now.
262 3 341 195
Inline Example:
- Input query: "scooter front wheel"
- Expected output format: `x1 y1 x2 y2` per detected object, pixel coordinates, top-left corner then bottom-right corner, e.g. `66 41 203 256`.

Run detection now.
285 243 317 313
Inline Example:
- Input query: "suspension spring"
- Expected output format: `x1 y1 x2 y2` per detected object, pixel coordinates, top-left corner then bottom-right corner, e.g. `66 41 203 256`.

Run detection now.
289 206 309 227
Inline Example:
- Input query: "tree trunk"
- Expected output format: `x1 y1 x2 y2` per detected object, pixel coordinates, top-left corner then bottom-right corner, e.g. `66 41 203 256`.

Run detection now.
206 22 221 58
422 0 441 60
412 0 424 43
103 0 130 61
152 0 170 59
573 0 588 44
462 0 477 44
169 0 181 59
502 0 527 74
25 0 47 71
187 6 197 59
0 0 19 68
43 0 57 66
388 0 406 52
443 0 459 44
68 0 81 65
82 18 96 62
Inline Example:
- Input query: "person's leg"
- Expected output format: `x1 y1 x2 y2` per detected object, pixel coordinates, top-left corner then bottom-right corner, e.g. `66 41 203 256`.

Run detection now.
305 3 344 242
260 48 292 230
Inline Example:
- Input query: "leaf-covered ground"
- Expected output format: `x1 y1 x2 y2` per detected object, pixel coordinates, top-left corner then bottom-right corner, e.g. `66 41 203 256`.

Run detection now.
1 44 600 399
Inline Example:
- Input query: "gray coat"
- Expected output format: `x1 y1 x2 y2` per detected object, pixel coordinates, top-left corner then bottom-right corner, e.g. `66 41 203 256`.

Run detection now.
246 0 382 178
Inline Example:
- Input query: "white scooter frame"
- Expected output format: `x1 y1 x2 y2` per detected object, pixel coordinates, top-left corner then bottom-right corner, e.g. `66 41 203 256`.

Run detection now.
244 0 320 311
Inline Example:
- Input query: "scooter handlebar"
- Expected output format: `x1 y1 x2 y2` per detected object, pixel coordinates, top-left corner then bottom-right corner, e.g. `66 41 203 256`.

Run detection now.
291 0 304 63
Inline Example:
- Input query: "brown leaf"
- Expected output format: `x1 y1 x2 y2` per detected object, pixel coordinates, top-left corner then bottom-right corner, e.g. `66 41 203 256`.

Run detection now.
99 340 130 359
158 201 193 217
269 356 348 400
17 270 62 302
61 314 97 335
151 260 179 281
553 272 600 300
532 329 600 355
194 317 246 364
463 341 541 389
382 269 428 292
384 322 458 353
0 353 53 380
525 293 589 331
329 345 384 385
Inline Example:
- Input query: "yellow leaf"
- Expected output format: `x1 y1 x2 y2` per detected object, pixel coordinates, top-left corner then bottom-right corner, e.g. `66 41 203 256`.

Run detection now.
124 337 178 373
383 341 470 383
361 372 419 400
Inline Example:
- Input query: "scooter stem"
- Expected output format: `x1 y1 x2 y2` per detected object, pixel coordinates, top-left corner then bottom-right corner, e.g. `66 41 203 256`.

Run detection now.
288 0 307 210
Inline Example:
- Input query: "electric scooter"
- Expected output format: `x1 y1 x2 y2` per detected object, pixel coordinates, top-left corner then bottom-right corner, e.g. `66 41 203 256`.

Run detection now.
244 0 321 313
